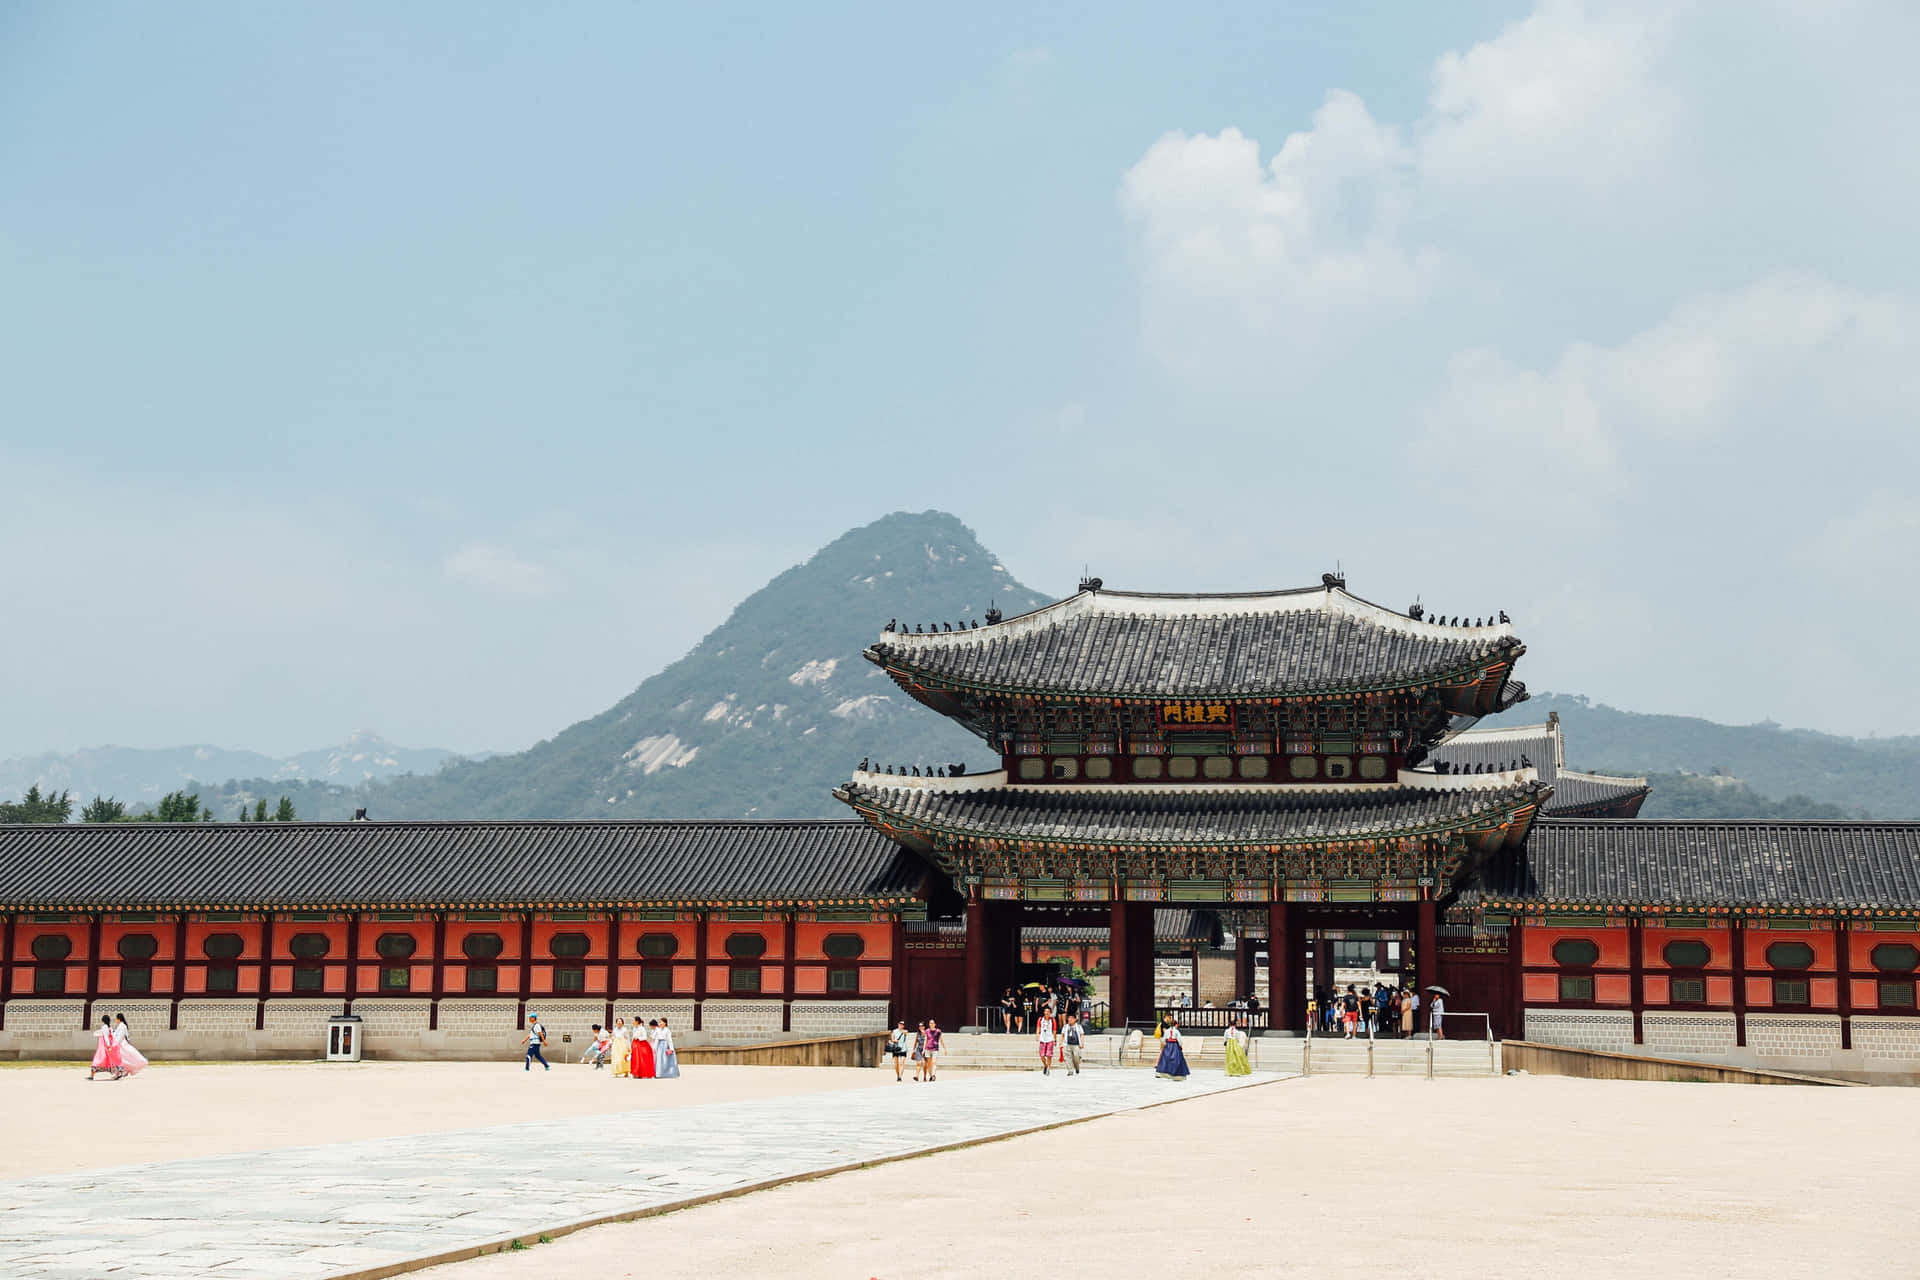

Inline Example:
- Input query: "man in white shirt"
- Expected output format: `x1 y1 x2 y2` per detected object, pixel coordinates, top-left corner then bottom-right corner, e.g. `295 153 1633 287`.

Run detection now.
1035 1010 1057 1076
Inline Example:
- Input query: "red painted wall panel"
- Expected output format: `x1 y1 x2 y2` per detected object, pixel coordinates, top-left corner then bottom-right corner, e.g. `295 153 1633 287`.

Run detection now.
1850 978 1880 1010
1522 972 1558 1002
1706 976 1733 1005
1809 978 1838 1008
1745 976 1773 1007
795 922 891 961
760 964 784 994
859 966 892 996
1594 974 1632 1005
672 965 696 995
1523 926 1629 968
101 922 173 961
705 964 730 994
1742 929 1835 970
1643 975 1669 1004
793 965 827 995
1642 930 1725 970
708 920 783 960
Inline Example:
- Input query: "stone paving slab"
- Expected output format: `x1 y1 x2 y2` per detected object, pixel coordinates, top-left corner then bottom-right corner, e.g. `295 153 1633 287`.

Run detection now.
0 1071 1284 1279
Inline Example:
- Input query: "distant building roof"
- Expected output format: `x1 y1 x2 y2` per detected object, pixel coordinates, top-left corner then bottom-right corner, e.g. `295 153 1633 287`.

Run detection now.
1429 713 1649 818
867 582 1525 705
1473 819 1920 912
1024 908 1224 947
838 770 1548 850
0 820 925 912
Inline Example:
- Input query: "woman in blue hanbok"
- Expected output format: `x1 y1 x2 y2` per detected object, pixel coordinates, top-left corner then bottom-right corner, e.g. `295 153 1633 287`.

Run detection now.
1154 1015 1190 1081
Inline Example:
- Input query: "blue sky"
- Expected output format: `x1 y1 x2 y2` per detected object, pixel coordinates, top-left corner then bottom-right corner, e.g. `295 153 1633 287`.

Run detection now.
4 1 1918 757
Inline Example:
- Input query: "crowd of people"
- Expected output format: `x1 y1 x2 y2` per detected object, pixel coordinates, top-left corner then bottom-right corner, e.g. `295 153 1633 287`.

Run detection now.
1307 983 1444 1039
885 1019 944 1080
993 982 1089 1034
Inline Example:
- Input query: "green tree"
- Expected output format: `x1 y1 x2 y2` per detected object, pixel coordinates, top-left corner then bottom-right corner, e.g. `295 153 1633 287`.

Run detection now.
80 795 126 823
254 799 269 823
146 790 203 823
0 785 74 824
274 796 296 822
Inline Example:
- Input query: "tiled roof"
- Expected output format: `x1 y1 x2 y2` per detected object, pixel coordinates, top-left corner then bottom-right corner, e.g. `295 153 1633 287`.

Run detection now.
1024 908 1222 946
838 777 1548 848
1429 718 1647 818
1473 820 1920 910
0 821 926 911
867 585 1522 699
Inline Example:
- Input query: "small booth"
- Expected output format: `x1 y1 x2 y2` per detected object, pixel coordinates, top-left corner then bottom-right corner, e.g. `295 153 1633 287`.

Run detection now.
325 1014 363 1062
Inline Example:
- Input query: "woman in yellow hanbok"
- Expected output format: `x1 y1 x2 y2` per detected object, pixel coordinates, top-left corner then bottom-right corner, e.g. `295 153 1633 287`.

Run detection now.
610 1017 632 1078
1223 1017 1252 1076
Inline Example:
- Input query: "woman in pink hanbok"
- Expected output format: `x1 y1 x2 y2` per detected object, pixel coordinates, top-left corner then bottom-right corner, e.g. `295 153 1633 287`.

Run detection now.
88 1014 121 1080
112 1014 149 1077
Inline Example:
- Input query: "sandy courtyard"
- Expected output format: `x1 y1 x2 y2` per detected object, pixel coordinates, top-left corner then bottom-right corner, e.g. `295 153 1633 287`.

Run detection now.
428 1073 1919 1280
0 1060 891 1178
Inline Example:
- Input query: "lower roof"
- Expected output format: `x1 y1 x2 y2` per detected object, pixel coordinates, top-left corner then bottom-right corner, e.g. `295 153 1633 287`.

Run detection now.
838 776 1548 848
1472 819 1920 912
0 820 926 912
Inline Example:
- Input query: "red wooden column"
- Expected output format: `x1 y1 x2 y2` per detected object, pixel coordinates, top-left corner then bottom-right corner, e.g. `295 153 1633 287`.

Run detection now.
84 913 103 1027
429 912 447 1031
1836 919 1853 1051
256 912 274 1031
343 913 360 1012
1267 900 1296 1032
887 913 907 1028
171 913 189 1028
964 895 987 1030
604 910 621 1031
1731 915 1748 1047
691 911 707 1031
1233 934 1254 1005
1508 917 1527 1040
1415 897 1438 1003
1627 916 1645 1045
1107 898 1131 1029
781 912 796 1032
0 913 14 1028
517 911 534 1030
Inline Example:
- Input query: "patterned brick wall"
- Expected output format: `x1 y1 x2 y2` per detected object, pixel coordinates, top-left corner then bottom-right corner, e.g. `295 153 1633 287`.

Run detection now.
612 999 696 1030
100 999 172 1039
263 999 345 1048
1746 1013 1843 1059
177 999 257 1038
351 998 431 1039
790 1000 889 1038
437 998 518 1039
2 1000 85 1036
524 998 603 1053
1642 1012 1738 1057
699 999 784 1041
1523 1008 1635 1053
1852 1017 1920 1061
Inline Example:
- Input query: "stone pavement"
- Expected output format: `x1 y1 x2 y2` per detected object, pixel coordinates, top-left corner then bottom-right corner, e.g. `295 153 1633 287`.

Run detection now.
0 1070 1284 1279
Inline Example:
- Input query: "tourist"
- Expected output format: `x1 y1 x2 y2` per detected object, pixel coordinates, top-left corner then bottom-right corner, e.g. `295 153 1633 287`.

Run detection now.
912 1020 928 1080
585 1023 611 1068
632 1019 657 1078
1373 985 1390 1035
88 1014 120 1081
922 1020 942 1081
1223 1017 1251 1077
611 1017 631 1078
112 1015 148 1077
887 1020 913 1079
523 1014 551 1071
1400 990 1415 1038
1430 991 1446 1039
1035 1007 1056 1075
1304 991 1318 1036
1154 1014 1190 1081
1062 1013 1084 1075
1342 986 1360 1040
1246 993 1262 1021
1000 988 1018 1034
655 1018 680 1078
1407 987 1421 1036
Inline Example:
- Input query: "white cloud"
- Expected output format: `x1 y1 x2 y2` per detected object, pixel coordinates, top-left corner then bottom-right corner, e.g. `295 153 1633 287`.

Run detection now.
442 543 554 597
1417 1 1679 194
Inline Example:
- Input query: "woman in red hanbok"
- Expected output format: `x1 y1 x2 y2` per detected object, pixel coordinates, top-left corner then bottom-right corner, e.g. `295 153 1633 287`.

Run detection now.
630 1020 657 1078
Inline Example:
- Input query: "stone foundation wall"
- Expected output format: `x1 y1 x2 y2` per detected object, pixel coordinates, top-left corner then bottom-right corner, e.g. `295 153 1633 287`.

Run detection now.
1746 1013 1843 1060
1853 1016 1920 1061
1642 1012 1738 1058
700 1000 785 1041
789 1000 888 1038
1523 1008 1635 1053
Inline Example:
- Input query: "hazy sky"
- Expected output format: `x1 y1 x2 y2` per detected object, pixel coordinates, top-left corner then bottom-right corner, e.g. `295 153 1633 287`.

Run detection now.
5 1 1918 758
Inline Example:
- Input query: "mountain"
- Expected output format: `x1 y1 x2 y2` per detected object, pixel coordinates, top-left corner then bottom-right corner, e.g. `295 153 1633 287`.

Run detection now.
365 511 1051 820
0 731 464 811
1517 694 1920 819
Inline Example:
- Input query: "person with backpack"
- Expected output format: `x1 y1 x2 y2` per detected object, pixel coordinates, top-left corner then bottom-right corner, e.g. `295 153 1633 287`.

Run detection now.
1035 1008 1057 1075
1341 986 1361 1039
523 1014 550 1072
1062 1013 1085 1075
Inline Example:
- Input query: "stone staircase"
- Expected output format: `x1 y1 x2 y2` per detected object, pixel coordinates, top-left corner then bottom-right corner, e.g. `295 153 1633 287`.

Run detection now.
931 1032 1500 1077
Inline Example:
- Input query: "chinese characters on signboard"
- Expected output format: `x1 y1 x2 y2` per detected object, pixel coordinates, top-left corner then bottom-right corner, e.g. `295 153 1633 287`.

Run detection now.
1159 702 1232 729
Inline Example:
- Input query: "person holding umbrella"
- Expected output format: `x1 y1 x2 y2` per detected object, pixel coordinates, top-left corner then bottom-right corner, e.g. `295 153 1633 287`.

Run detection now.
1429 986 1448 1039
